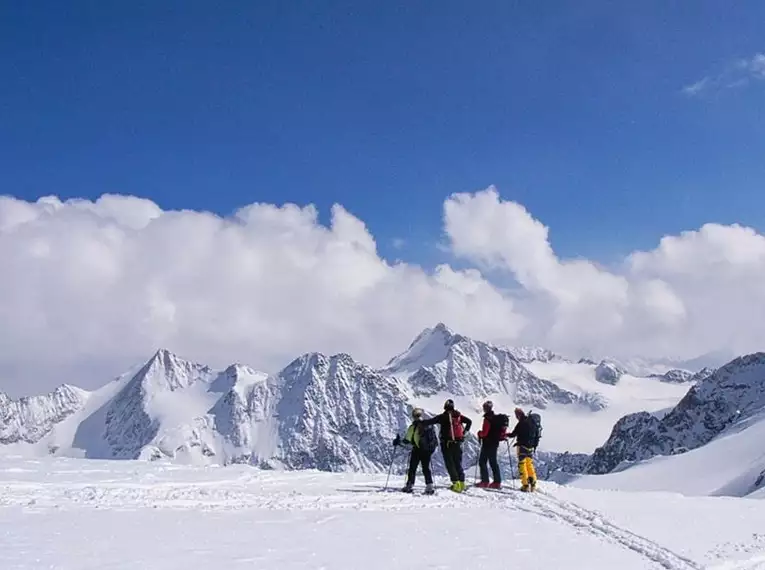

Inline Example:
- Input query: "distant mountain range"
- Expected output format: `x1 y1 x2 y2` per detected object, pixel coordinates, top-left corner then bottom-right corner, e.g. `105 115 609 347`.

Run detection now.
2 322 755 483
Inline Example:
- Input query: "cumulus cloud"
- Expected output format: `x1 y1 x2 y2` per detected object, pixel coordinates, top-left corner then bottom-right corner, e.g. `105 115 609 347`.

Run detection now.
445 187 765 361
682 52 765 96
1 187 764 396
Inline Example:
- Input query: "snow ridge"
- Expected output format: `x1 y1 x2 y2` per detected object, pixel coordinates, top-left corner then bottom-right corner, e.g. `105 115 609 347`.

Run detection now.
0 384 88 444
588 353 765 474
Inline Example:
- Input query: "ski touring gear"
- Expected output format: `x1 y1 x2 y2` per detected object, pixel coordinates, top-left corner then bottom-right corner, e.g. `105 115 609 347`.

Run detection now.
421 410 472 443
384 443 399 490
527 410 542 449
419 423 438 454
477 410 509 443
450 411 465 440
508 410 537 449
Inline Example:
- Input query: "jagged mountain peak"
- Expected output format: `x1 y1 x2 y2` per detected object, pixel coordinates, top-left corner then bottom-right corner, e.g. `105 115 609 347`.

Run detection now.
0 383 89 445
504 346 564 364
134 348 214 393
383 323 460 371
380 324 603 410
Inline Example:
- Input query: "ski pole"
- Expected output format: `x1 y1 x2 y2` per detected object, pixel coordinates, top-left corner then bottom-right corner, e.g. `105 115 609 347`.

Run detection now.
384 444 398 490
505 439 515 490
474 440 482 484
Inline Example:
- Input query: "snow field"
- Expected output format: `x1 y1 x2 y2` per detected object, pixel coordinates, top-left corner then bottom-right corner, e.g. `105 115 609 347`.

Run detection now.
1 456 765 569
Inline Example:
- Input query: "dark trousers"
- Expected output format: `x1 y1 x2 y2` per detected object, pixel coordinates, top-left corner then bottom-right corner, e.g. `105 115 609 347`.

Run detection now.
406 446 433 485
441 441 465 482
479 441 501 483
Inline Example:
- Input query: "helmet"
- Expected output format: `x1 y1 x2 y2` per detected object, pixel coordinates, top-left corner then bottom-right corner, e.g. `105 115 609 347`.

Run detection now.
514 407 525 419
412 407 423 419
482 400 493 413
444 399 455 411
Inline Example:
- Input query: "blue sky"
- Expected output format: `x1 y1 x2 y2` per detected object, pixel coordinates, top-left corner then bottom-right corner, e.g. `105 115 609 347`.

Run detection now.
2 1 765 264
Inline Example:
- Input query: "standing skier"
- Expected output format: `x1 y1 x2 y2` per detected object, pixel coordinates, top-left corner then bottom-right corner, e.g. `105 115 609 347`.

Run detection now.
393 408 437 494
476 400 509 488
507 407 539 492
421 399 472 492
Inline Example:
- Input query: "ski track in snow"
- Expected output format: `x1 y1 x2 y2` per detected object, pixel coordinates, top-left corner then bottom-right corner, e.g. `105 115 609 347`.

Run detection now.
465 487 702 570
1 458 764 569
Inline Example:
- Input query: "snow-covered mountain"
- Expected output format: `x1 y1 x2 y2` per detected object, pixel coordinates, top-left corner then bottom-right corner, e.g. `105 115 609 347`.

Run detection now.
212 352 411 471
381 323 604 411
0 323 707 474
586 352 765 475
0 384 88 445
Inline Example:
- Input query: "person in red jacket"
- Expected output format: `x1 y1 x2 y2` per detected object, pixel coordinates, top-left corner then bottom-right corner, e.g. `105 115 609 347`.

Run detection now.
476 400 508 488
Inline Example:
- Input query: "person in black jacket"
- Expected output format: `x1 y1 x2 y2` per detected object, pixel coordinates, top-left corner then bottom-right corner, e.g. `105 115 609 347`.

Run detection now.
476 400 508 488
507 407 538 492
421 399 472 492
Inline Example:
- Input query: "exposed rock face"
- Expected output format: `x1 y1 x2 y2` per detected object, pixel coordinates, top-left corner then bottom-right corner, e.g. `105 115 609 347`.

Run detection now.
587 353 765 474
0 384 88 444
383 323 606 411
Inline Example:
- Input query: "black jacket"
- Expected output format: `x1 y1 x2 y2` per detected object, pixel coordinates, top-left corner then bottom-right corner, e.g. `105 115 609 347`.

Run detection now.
422 410 472 443
508 416 535 448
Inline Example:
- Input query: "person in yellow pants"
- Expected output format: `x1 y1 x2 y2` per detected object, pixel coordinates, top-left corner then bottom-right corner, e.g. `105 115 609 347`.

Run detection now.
507 408 538 492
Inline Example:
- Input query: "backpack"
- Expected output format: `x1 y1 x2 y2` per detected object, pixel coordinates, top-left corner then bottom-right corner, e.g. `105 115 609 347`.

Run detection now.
449 411 464 441
419 423 438 454
492 413 510 438
527 410 542 449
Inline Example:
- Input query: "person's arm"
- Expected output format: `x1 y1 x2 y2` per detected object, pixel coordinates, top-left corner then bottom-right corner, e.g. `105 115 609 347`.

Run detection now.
476 417 489 439
507 421 519 439
421 413 442 426
461 415 472 432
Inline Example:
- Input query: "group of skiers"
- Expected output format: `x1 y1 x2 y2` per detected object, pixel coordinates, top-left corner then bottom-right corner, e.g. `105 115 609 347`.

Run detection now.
392 399 540 495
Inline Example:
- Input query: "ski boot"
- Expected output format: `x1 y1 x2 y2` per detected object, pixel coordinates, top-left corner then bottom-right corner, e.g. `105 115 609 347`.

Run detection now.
401 483 413 493
529 477 537 492
424 483 435 495
488 482 501 490
476 481 490 488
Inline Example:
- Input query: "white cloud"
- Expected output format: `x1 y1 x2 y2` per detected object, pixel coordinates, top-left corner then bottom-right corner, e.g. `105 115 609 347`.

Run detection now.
443 186 765 362
1 187 764 396
683 52 765 96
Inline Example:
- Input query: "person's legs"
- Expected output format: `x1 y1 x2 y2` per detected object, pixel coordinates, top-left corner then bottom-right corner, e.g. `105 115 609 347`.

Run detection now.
488 443 501 484
478 444 490 484
403 448 419 491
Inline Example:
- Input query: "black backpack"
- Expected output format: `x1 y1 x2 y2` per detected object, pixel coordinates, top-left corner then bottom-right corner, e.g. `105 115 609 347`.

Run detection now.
527 410 542 449
419 423 438 454
489 413 509 439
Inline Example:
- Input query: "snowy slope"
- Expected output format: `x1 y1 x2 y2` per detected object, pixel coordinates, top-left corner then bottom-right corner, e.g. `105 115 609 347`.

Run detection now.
2 455 765 569
518 360 691 453
569 407 765 498
586 352 765 475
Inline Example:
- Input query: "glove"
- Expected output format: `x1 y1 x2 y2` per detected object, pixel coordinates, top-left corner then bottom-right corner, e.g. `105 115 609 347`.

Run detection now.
393 435 401 447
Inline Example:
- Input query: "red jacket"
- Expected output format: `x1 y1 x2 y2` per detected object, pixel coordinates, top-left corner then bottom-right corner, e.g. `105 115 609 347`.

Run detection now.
477 411 508 442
